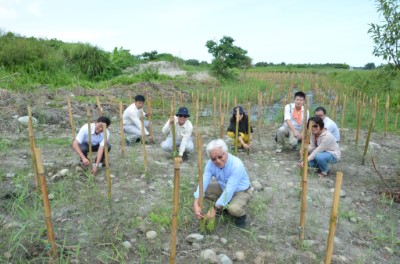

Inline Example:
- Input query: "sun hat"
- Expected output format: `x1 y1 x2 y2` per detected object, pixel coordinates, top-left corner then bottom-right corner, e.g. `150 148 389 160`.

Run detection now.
176 107 190 117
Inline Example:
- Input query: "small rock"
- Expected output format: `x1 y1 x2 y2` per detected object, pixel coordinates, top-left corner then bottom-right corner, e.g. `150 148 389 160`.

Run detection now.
48 193 55 200
302 240 318 247
110 174 116 179
192 242 201 250
286 182 294 188
218 254 233 264
50 173 61 181
114 198 120 203
146 230 157 240
59 169 69 176
220 237 227 244
22 155 28 159
349 217 357 223
234 251 245 261
160 227 166 233
4 221 21 229
13 114 19 119
332 255 349 263
18 116 38 126
122 241 132 249
200 249 218 263
329 188 346 197
186 233 204 243
6 173 15 178
4 252 11 259
139 190 146 195
75 166 83 172
252 180 263 191
211 235 219 241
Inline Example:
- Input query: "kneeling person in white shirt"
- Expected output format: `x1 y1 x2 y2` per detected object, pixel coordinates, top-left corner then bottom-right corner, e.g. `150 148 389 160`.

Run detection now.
161 107 194 162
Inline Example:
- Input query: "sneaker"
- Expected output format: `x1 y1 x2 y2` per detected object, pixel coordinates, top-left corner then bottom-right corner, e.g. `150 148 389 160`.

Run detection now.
317 171 329 177
234 215 247 228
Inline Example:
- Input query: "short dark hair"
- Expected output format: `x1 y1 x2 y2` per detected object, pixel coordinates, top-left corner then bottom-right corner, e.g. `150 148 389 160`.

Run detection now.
294 91 306 100
309 116 324 129
135 95 145 102
314 106 326 114
97 116 111 128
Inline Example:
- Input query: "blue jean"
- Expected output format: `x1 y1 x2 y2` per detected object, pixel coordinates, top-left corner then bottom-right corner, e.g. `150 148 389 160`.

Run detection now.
308 152 337 173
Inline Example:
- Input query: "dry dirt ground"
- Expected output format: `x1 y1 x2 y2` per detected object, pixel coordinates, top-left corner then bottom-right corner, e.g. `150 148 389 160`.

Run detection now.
0 85 399 264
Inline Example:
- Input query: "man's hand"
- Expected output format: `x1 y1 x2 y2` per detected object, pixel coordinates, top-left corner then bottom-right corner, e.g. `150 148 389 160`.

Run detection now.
148 135 153 142
91 165 98 175
193 200 203 219
146 111 152 118
82 157 90 166
205 207 217 220
293 130 302 140
176 156 182 163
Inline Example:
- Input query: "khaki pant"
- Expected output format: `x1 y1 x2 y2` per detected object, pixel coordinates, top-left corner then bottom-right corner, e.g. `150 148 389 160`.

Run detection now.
276 125 301 149
204 181 253 217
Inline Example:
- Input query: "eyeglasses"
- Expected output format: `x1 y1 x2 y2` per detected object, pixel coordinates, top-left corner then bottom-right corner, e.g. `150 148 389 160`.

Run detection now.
211 153 225 162
177 115 188 118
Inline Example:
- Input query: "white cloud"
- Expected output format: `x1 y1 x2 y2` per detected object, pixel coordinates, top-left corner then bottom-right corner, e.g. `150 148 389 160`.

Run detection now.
0 6 17 19
26 0 43 17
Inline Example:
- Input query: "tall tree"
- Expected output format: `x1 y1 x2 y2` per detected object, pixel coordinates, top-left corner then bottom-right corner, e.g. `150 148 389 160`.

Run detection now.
368 0 400 68
206 36 251 76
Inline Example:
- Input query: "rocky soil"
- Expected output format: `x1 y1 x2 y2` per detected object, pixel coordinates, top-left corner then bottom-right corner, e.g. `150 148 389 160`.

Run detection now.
0 85 399 264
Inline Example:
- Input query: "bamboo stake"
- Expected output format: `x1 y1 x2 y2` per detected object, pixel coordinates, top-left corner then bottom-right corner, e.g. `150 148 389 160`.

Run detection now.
384 94 389 137
247 102 251 155
27 106 39 192
197 135 204 229
324 172 344 264
299 120 313 241
86 107 93 171
395 106 399 129
235 107 240 156
340 95 347 139
147 96 153 144
102 123 112 208
96 96 102 116
169 157 181 264
362 105 377 165
35 148 57 258
119 102 125 157
195 96 199 137
170 103 177 156
213 96 217 137
332 95 338 122
300 98 309 161
67 96 76 139
234 96 237 107
140 112 148 171
355 101 361 149
219 112 225 139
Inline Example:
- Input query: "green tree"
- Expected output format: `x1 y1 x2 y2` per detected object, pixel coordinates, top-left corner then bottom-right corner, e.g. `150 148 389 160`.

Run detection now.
141 50 158 61
368 0 400 68
206 36 251 76
364 62 376 70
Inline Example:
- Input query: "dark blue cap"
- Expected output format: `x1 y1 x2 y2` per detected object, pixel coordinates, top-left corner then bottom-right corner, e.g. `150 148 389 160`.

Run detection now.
176 107 190 117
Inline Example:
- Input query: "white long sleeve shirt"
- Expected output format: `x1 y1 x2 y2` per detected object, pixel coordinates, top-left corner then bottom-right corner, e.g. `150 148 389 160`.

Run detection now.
162 117 193 156
123 103 149 135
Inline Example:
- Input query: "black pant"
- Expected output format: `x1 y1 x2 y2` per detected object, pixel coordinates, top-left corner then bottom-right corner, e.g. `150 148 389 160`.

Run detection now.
79 143 111 163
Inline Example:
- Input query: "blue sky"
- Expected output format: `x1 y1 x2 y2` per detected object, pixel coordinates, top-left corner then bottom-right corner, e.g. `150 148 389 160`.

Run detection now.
0 0 386 67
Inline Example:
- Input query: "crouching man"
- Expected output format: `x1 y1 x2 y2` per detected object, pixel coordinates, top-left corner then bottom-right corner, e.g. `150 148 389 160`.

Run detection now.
72 116 111 175
193 139 253 228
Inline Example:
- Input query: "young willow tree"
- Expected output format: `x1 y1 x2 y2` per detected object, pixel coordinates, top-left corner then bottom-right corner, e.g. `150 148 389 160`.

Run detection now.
368 0 400 68
206 36 251 76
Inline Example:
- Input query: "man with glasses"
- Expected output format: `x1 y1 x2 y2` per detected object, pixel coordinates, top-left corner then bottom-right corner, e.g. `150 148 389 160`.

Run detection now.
314 107 340 142
193 139 253 228
161 107 194 162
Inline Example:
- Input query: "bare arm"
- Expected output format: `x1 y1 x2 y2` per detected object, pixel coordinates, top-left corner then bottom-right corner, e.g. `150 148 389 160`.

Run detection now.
72 139 89 166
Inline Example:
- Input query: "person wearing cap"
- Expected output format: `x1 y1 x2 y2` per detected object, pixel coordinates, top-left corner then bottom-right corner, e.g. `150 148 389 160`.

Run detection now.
161 107 194 161
227 106 253 150
72 116 111 175
193 139 253 228
123 95 152 145
275 91 309 153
